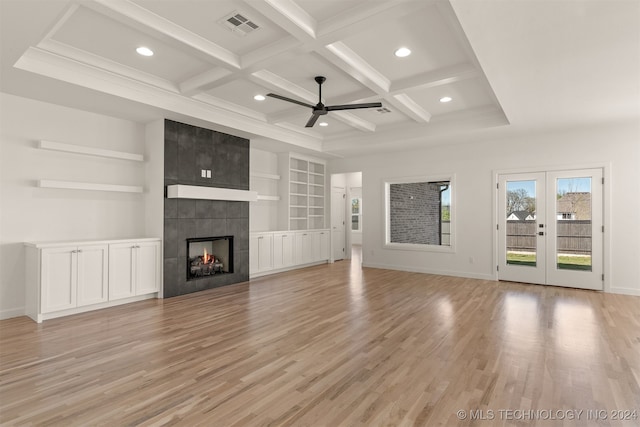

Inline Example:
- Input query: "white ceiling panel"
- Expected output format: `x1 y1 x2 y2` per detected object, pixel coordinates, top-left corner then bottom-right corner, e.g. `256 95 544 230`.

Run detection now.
264 53 375 102
405 78 496 117
205 78 290 114
132 0 288 56
340 4 467 82
51 5 211 83
296 0 378 23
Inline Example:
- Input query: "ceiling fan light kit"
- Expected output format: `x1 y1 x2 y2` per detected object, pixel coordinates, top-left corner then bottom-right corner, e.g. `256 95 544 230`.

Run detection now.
266 76 382 128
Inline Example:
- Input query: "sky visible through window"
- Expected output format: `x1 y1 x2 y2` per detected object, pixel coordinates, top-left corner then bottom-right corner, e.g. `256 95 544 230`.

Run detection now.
507 177 591 197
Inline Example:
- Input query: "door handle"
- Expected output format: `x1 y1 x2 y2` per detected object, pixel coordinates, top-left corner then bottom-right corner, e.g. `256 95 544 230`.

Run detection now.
538 232 544 236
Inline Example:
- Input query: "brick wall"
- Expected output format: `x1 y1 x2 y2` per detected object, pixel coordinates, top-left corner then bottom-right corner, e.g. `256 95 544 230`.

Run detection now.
389 182 442 245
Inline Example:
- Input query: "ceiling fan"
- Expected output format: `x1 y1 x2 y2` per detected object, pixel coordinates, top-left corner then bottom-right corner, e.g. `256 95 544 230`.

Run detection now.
266 76 382 128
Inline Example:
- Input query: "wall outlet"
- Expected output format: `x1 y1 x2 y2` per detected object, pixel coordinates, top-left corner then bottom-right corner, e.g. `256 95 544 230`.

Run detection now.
201 169 206 178
206 170 211 178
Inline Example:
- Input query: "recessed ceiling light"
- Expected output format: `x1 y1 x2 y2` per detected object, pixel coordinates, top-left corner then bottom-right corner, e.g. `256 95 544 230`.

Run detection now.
440 96 453 103
136 46 154 57
253 95 266 101
394 47 411 58
319 122 328 127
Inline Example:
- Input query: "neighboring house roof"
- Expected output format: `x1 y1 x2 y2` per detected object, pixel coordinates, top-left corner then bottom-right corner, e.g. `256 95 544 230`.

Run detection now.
556 192 591 219
507 210 536 221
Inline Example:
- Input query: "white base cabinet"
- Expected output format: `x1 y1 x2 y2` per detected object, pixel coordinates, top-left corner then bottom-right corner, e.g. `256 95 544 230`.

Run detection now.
109 241 161 300
25 238 161 323
250 230 329 277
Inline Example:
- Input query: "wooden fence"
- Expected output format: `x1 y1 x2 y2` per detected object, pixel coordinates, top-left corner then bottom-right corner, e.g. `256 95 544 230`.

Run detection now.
506 220 591 255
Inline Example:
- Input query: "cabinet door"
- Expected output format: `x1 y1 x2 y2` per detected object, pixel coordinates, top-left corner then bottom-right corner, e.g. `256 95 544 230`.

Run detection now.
319 231 330 261
109 243 135 300
77 244 108 307
272 234 284 270
282 233 295 267
136 241 161 295
258 234 273 272
295 232 312 264
311 232 322 262
41 246 77 313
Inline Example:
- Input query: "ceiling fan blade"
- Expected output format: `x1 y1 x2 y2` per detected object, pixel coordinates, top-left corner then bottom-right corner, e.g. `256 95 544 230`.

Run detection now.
266 93 315 109
326 102 382 111
305 113 321 128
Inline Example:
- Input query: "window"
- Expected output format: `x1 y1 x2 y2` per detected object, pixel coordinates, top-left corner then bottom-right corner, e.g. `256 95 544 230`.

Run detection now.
384 175 454 251
351 187 362 232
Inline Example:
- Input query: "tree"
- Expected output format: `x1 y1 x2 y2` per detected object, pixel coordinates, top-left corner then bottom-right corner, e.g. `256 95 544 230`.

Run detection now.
506 189 536 215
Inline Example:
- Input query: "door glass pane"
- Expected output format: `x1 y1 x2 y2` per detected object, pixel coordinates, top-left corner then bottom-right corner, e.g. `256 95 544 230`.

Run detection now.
556 177 592 271
506 180 537 266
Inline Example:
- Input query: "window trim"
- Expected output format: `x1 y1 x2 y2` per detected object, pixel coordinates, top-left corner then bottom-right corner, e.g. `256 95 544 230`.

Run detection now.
384 174 456 253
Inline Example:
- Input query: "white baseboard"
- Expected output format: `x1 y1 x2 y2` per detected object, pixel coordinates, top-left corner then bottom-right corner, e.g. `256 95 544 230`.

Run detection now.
0 306 25 320
608 287 640 297
361 262 495 281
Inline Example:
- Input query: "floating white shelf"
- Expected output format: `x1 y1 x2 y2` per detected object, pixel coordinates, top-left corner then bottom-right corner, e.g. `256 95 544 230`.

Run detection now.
166 185 258 202
257 195 280 201
250 172 281 180
38 180 143 193
39 140 144 162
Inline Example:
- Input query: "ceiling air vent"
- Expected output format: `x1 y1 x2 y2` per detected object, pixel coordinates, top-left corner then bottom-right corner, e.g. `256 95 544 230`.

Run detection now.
221 11 260 36
377 107 392 114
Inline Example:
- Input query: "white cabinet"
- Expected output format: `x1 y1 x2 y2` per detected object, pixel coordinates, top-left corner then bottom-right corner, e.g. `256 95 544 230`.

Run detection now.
40 244 108 313
273 232 295 269
250 229 329 277
295 232 312 264
250 233 273 274
109 240 161 300
25 238 160 323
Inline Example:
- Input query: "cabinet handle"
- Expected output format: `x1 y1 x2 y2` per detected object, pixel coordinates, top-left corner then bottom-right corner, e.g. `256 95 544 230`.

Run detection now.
258 236 263 239
282 235 287 238
71 250 77 254
77 249 82 253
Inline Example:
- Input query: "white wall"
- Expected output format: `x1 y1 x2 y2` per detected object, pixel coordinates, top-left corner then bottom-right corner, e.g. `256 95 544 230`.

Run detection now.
328 121 640 296
0 93 149 317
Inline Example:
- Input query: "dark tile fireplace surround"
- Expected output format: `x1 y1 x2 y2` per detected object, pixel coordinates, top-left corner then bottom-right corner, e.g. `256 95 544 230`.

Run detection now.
163 119 249 297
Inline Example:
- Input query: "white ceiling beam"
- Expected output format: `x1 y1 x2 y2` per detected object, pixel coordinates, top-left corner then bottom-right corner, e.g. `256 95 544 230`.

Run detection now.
317 1 427 44
38 39 179 93
389 94 432 123
180 68 234 96
251 69 317 104
332 111 376 132
191 94 267 122
90 0 241 69
243 0 316 41
323 42 390 93
390 63 478 93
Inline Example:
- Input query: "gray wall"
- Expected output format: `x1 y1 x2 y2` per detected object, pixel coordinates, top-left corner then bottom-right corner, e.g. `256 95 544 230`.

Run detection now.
163 120 249 297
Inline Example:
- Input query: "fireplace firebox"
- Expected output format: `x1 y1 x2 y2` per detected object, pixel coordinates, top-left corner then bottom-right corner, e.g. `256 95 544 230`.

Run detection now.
186 236 233 281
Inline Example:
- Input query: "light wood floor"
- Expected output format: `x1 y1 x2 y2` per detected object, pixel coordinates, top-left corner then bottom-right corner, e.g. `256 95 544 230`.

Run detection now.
1 251 639 426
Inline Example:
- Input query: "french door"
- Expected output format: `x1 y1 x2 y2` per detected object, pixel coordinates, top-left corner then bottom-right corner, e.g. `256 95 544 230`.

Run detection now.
498 168 603 290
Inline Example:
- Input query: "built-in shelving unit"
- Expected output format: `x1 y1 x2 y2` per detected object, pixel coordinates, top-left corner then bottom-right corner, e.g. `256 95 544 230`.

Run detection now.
39 140 144 162
279 153 326 231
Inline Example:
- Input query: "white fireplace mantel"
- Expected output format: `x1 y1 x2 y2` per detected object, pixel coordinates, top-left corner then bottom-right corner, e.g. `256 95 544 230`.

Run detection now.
166 185 258 202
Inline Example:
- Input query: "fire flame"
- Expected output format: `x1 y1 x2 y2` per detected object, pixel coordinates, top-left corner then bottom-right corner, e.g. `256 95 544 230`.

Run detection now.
203 248 209 263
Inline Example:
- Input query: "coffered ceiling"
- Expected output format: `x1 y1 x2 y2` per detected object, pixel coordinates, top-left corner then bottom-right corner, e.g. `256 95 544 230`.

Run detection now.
1 1 638 157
